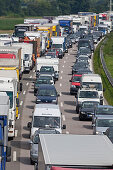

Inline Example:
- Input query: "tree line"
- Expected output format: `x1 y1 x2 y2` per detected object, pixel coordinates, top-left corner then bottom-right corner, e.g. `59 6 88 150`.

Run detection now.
0 0 109 17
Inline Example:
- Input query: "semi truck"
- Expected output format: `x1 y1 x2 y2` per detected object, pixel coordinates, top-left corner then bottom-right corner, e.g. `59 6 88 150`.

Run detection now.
11 42 33 72
38 134 113 170
0 95 11 169
59 20 73 34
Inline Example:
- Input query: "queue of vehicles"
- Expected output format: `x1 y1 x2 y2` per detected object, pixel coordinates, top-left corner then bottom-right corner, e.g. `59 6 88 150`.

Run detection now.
1 11 113 170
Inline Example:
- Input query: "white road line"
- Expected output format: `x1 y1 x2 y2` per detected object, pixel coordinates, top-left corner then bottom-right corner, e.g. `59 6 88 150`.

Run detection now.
61 70 63 74
30 75 32 78
60 92 62 97
26 82 29 86
60 102 63 107
13 151 17 162
66 131 69 134
62 115 65 121
64 61 66 63
15 130 18 137
68 54 69 56
23 91 26 95
17 114 20 120
20 101 23 106
60 76 62 80
33 70 35 73
60 83 62 87
62 65 64 68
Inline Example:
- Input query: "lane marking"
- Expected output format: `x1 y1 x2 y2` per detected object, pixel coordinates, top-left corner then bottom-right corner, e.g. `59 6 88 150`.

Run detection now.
60 83 62 87
61 70 63 74
30 75 32 78
62 65 64 68
15 130 18 137
60 92 62 97
13 151 17 162
60 102 63 107
23 91 26 95
17 114 20 120
60 76 62 80
33 70 35 73
26 82 29 86
66 131 69 134
20 101 23 106
68 54 69 56
62 115 65 121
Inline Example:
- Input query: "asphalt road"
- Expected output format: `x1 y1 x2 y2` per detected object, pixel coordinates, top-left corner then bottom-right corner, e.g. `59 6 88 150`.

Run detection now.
6 44 93 170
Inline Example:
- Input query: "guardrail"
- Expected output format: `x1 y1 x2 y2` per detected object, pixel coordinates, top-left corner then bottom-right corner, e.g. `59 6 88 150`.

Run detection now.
100 42 113 87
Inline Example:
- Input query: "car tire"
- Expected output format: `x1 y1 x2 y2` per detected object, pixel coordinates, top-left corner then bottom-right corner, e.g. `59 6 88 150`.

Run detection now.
30 158 34 165
79 114 84 121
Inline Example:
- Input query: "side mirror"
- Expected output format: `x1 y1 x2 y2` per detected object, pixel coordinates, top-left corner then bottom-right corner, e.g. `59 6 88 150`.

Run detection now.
20 82 22 92
16 98 19 107
62 124 66 129
27 122 32 128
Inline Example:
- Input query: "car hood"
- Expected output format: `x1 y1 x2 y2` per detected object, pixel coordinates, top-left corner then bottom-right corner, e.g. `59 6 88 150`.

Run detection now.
96 127 109 134
79 98 100 103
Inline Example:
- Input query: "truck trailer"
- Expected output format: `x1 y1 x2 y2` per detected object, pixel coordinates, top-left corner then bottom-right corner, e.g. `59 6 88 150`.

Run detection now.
38 134 113 170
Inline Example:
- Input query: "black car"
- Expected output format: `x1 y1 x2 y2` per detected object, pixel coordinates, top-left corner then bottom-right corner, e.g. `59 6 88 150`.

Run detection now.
79 101 100 121
77 47 92 59
34 77 52 96
72 61 89 74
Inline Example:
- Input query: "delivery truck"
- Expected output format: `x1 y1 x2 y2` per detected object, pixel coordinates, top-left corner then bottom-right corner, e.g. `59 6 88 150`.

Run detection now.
38 135 113 170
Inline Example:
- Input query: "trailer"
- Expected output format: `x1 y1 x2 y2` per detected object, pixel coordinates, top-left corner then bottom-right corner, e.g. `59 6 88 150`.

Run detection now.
38 134 113 170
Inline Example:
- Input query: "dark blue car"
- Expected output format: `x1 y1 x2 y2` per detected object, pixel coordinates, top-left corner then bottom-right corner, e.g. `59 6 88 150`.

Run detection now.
36 84 59 104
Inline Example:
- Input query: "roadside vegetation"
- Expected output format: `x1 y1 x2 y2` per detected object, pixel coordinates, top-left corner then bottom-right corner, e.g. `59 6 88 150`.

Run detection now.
93 34 113 105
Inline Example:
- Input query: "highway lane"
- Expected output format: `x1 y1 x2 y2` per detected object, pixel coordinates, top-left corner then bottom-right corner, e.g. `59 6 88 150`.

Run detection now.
6 43 93 170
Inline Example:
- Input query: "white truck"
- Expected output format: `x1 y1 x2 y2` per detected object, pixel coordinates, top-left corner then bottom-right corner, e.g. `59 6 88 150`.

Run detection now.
11 42 33 72
37 135 113 170
27 104 66 138
36 56 59 80
51 36 66 55
81 74 103 105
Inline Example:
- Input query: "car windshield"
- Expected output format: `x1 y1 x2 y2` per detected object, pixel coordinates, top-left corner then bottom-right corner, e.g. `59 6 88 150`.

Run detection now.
82 82 102 91
72 76 81 82
38 89 57 96
79 48 91 53
96 119 113 127
82 102 99 108
96 107 113 115
52 44 62 48
39 76 52 80
40 67 54 73
33 116 60 128
79 41 89 48
36 79 50 85
79 91 98 98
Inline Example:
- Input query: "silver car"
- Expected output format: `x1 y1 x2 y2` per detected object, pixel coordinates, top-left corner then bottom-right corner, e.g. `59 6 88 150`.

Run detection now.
30 128 60 164
93 115 113 135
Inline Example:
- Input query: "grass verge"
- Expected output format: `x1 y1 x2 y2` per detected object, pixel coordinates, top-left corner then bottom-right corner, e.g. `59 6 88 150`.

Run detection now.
93 37 113 105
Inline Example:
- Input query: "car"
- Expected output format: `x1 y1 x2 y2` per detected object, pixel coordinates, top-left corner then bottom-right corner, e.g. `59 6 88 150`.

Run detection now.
76 68 92 75
92 105 113 126
79 101 100 121
30 128 60 164
36 84 59 104
72 61 89 74
77 47 92 59
76 88 100 113
37 66 57 81
104 127 113 143
93 115 113 135
34 77 53 96
76 55 89 63
69 74 82 95
39 74 54 85
56 49 63 58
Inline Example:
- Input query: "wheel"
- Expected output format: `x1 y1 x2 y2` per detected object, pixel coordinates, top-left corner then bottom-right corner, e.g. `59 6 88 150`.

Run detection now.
79 114 84 121
30 158 34 165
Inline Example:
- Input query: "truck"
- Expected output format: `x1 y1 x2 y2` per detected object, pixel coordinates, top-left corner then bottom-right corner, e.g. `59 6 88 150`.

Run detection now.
14 24 34 38
0 70 22 118
51 36 66 55
11 42 33 72
44 23 60 36
0 95 11 169
0 46 22 79
59 20 73 34
36 56 59 80
38 134 113 170
0 76 18 138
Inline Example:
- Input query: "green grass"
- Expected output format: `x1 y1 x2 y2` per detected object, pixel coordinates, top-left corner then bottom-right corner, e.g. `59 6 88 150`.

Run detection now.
93 37 113 105
0 18 24 30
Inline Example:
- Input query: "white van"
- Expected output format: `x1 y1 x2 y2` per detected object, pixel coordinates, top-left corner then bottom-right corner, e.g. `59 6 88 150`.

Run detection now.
81 74 103 104
28 104 66 138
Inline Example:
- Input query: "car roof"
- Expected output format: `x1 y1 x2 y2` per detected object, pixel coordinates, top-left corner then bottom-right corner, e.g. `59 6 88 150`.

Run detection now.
38 84 56 89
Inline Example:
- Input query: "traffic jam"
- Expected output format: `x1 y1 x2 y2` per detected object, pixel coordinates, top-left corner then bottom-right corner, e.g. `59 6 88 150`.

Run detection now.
0 12 113 170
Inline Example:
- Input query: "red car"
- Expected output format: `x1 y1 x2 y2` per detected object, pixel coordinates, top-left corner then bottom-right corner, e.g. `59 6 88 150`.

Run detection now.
69 74 82 95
